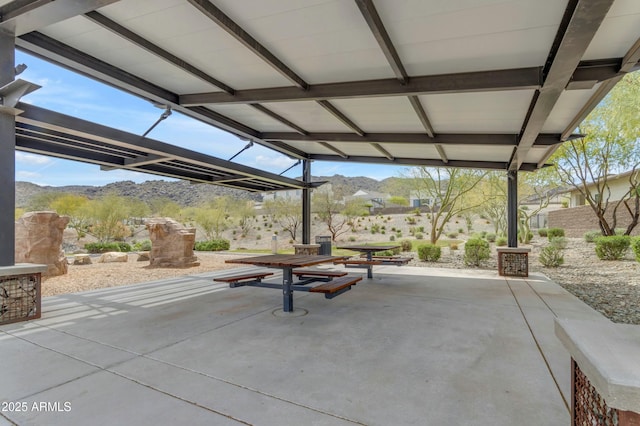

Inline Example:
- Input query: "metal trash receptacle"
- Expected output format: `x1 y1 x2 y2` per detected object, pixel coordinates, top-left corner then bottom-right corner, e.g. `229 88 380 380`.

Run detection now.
315 236 332 255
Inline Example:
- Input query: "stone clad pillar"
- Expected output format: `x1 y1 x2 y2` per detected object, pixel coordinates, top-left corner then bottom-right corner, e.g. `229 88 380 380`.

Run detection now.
146 218 199 268
15 211 70 277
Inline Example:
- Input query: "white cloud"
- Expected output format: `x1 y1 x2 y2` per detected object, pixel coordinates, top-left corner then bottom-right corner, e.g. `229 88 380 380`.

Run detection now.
252 155 299 171
15 152 53 165
16 171 42 180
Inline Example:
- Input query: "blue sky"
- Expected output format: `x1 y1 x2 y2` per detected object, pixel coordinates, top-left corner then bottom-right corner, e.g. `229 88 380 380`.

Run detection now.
14 51 404 187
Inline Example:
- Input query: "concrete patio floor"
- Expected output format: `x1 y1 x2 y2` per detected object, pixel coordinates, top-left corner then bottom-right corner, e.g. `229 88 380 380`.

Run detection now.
1 264 606 425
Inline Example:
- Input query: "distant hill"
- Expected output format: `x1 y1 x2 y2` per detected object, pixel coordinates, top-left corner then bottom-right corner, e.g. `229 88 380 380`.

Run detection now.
15 175 398 208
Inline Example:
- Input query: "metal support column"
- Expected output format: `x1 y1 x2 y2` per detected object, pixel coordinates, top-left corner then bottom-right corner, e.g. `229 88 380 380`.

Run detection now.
0 33 15 267
302 159 311 244
507 170 518 248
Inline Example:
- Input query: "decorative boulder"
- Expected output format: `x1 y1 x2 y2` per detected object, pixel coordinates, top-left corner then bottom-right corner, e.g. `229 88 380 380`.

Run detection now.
146 218 199 268
97 252 128 263
136 251 150 262
73 254 92 265
15 211 69 277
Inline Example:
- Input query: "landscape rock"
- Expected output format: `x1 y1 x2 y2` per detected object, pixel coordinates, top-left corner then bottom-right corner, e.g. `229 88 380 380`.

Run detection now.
73 254 92 265
98 252 128 263
146 218 199 268
137 251 150 261
15 211 69 277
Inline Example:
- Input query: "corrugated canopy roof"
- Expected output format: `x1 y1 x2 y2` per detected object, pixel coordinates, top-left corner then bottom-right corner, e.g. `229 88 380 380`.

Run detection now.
3 0 640 179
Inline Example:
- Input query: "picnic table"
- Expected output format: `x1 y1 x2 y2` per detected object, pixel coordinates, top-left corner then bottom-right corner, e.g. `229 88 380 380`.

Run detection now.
336 244 410 278
222 254 356 312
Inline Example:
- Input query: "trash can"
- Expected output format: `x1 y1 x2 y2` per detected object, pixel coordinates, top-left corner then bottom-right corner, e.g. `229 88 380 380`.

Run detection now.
315 236 332 255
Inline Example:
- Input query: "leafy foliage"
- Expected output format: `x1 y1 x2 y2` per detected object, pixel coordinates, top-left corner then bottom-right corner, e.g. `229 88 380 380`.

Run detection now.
632 237 640 263
194 239 230 251
418 244 441 261
547 228 565 240
464 238 490 266
539 246 564 267
583 230 602 243
85 242 131 253
594 235 631 260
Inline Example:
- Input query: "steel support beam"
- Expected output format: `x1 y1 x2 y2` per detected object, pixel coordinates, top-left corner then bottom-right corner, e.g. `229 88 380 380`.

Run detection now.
0 32 15 266
180 67 543 105
510 0 615 170
507 170 518 247
302 160 311 244
262 132 571 146
0 0 119 36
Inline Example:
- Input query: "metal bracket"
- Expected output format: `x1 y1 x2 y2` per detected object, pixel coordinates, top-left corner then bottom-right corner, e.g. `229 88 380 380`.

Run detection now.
0 79 41 115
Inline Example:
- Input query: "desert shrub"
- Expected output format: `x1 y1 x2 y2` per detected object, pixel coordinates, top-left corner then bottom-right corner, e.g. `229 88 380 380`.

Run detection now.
389 235 396 241
449 242 459 250
85 242 129 253
418 244 441 261
132 240 151 251
415 233 424 240
538 228 548 237
447 232 458 238
547 228 565 240
584 230 602 243
539 246 564 267
518 230 534 243
549 236 568 250
458 228 464 234
486 233 496 243
632 237 640 263
348 236 356 242
495 236 507 247
594 235 630 260
194 239 230 251
400 239 413 252
464 238 490 266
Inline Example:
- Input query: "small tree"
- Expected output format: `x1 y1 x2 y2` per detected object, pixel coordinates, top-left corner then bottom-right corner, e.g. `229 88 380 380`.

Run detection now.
409 167 488 244
85 194 131 242
263 198 302 241
50 193 92 239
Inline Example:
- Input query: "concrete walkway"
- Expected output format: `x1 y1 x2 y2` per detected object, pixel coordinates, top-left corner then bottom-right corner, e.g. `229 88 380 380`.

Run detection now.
1 265 606 425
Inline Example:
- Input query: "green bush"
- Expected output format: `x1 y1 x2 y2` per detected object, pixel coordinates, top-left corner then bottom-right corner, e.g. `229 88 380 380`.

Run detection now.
518 230 533 243
539 246 564 267
415 233 424 240
547 228 565 240
389 235 395 241
632 237 640 263
549 236 568 250
194 239 230 251
584 230 602 243
538 228 548 237
464 238 490 266
486 233 496 242
447 232 458 238
594 235 630 260
132 240 151 251
400 239 413 252
84 242 130 253
495 236 507 247
418 244 441 262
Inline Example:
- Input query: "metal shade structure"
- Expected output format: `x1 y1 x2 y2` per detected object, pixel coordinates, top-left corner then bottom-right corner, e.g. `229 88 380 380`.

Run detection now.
1 0 636 173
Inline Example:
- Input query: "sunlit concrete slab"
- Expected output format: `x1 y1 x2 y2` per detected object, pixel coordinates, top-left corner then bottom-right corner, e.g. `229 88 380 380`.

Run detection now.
1 266 605 425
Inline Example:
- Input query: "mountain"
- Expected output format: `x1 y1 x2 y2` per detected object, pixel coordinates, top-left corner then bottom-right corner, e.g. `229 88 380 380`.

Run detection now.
15 175 395 208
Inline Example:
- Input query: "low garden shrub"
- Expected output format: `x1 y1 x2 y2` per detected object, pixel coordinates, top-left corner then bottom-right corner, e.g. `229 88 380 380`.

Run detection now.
495 236 507 247
464 238 490 266
547 228 565 240
549 236 567 250
194 239 230 251
132 239 151 251
583 230 602 243
485 233 496 242
594 235 630 260
538 228 548 237
539 246 564 267
418 244 441 262
400 239 412 252
84 242 131 253
632 237 640 263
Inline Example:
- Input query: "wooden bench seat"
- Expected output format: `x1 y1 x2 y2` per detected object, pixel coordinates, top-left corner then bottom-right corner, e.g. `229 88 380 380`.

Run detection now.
309 276 362 298
214 272 274 287
380 257 411 265
334 259 383 266
292 269 348 279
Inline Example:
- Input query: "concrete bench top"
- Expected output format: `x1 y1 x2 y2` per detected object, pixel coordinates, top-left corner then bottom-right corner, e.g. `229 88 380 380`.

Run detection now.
496 247 531 253
555 318 640 412
0 264 47 277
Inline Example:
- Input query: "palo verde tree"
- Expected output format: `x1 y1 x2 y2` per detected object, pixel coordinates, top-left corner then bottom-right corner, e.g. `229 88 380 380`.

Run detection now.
50 193 91 239
517 168 560 243
479 172 508 236
409 167 488 244
85 193 131 242
551 72 640 236
312 189 367 242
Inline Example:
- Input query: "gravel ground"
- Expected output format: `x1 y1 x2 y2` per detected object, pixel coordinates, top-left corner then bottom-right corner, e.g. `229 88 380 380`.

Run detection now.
42 238 640 325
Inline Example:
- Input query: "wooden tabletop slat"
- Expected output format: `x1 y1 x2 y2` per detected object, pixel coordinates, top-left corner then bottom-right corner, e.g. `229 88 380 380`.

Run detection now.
226 254 348 268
